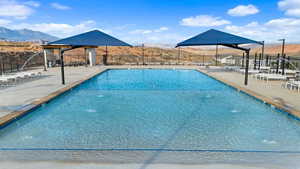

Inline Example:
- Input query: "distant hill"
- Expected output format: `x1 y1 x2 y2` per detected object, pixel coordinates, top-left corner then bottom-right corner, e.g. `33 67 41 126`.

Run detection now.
0 27 58 41
181 44 300 57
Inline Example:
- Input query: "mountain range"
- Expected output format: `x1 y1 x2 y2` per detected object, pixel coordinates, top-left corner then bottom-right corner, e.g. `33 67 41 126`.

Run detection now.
0 27 58 42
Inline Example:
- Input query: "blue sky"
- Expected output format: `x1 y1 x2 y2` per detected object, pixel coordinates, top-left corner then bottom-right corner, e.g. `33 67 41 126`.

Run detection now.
0 0 300 45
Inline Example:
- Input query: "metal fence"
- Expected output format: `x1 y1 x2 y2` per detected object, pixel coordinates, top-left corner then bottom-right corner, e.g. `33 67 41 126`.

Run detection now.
0 52 44 75
1 50 299 75
235 53 300 70
106 54 215 65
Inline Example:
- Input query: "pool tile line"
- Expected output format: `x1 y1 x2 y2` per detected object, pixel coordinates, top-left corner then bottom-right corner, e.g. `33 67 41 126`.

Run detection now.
197 69 300 121
1 148 300 154
0 68 108 129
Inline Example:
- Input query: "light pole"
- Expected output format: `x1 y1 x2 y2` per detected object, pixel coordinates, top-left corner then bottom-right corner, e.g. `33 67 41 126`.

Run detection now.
261 41 265 67
278 39 286 75
278 39 285 57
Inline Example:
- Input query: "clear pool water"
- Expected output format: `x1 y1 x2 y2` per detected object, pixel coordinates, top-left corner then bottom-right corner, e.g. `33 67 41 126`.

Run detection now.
1 69 300 152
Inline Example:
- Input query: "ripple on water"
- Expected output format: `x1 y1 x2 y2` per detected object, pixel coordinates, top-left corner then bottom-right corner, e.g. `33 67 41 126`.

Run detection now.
262 139 277 144
97 95 104 98
231 109 240 113
86 109 97 113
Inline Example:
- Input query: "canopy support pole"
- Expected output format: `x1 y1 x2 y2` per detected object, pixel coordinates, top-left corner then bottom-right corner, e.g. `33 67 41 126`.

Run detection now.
60 49 65 85
244 49 250 85
60 46 83 85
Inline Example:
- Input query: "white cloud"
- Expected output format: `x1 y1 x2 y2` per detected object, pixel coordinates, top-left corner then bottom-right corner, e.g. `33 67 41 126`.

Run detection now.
154 27 169 33
0 0 34 19
0 19 11 26
227 4 259 16
266 18 300 27
122 32 185 46
278 0 300 17
129 26 169 34
225 18 300 42
130 29 152 34
180 15 231 27
10 20 98 37
51 2 71 10
24 1 40 7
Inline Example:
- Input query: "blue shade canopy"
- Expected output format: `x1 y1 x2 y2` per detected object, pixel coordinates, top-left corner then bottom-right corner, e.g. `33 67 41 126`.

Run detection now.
176 29 263 47
48 30 132 47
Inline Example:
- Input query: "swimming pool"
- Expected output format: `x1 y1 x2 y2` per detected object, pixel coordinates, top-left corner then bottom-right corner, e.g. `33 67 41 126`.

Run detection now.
1 69 300 152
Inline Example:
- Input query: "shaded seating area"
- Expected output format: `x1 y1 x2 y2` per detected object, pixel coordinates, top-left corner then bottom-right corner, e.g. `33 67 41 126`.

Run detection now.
43 30 132 84
176 29 263 85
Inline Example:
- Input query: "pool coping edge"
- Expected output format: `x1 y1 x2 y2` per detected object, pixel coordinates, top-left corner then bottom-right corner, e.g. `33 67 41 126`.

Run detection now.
0 68 108 128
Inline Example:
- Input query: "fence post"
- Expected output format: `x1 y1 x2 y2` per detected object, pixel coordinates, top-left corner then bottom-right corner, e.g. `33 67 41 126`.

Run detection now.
276 53 280 74
10 55 13 72
254 53 257 70
282 54 286 75
0 55 3 75
258 53 262 70
242 53 245 68
287 56 290 69
16 55 20 71
1 54 5 74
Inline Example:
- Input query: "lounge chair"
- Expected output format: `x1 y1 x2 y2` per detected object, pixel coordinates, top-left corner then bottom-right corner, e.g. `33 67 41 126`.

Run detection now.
238 69 260 74
253 73 269 80
0 76 15 87
292 81 300 93
262 74 287 82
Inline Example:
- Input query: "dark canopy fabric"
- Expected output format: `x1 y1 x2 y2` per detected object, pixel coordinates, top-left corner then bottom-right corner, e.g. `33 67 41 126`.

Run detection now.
176 29 263 47
48 30 132 47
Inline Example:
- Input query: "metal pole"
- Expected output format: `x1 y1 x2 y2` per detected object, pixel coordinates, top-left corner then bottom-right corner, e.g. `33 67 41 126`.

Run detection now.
43 49 47 71
258 53 262 70
276 53 280 74
254 53 257 70
105 45 108 65
215 45 218 66
242 53 245 68
282 54 286 75
266 55 269 66
1 55 4 75
177 47 180 65
281 39 285 58
287 56 290 69
85 48 88 67
262 41 265 65
60 49 65 85
0 55 3 75
245 50 250 85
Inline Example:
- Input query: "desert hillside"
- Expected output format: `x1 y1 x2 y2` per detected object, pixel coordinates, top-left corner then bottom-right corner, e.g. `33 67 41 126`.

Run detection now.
1 41 300 57
181 44 300 57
